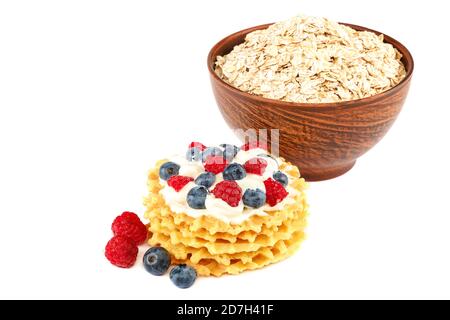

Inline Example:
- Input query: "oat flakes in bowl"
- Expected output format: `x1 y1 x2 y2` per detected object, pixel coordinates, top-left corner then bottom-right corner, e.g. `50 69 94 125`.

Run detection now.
214 15 406 103
207 15 414 181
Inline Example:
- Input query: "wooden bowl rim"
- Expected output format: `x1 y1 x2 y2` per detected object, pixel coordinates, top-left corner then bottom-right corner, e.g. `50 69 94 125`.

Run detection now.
207 22 414 109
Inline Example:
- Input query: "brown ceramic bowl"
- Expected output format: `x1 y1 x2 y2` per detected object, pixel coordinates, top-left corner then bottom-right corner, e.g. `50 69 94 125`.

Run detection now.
208 23 414 181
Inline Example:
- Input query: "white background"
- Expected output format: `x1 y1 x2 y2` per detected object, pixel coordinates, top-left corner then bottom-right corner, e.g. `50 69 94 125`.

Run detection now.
1 0 449 300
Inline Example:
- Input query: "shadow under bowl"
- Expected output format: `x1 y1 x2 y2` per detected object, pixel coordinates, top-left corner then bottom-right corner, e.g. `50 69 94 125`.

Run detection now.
208 23 414 181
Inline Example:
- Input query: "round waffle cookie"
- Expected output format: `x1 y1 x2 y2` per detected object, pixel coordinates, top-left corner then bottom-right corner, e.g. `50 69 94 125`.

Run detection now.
144 158 309 276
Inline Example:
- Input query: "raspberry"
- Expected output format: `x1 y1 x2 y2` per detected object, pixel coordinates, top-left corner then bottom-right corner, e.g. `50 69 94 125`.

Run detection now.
244 158 268 175
241 141 268 151
204 156 228 175
112 211 148 245
105 235 138 268
212 180 242 207
117 211 141 224
264 178 289 207
188 141 207 151
167 175 194 192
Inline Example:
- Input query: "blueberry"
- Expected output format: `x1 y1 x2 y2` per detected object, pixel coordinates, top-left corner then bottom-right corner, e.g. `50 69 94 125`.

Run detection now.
220 144 240 162
143 247 171 276
273 171 288 187
201 147 223 162
159 162 180 181
223 163 247 181
170 264 197 289
243 188 266 208
195 172 216 189
187 186 208 209
186 147 202 161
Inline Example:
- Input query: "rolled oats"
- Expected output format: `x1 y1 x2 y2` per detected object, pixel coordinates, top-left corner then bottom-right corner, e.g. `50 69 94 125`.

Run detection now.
215 15 407 103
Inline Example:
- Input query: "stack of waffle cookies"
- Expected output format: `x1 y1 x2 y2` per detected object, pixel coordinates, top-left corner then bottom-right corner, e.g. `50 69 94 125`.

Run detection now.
144 159 308 277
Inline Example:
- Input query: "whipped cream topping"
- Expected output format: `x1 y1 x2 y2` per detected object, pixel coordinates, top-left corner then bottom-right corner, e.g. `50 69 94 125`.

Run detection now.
159 147 299 224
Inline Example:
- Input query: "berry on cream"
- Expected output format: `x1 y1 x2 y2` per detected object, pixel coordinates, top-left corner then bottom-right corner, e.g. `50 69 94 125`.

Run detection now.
158 143 299 224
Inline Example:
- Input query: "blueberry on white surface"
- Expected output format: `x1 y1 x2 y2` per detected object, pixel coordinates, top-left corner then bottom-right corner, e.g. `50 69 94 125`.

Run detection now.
201 147 223 162
243 188 266 208
195 172 216 189
159 162 180 181
170 264 197 289
186 147 202 161
186 186 208 209
222 163 247 181
273 171 288 187
220 144 240 162
143 247 171 276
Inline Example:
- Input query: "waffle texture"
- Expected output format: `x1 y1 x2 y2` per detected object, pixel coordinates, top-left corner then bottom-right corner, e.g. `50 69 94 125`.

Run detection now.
144 159 309 276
